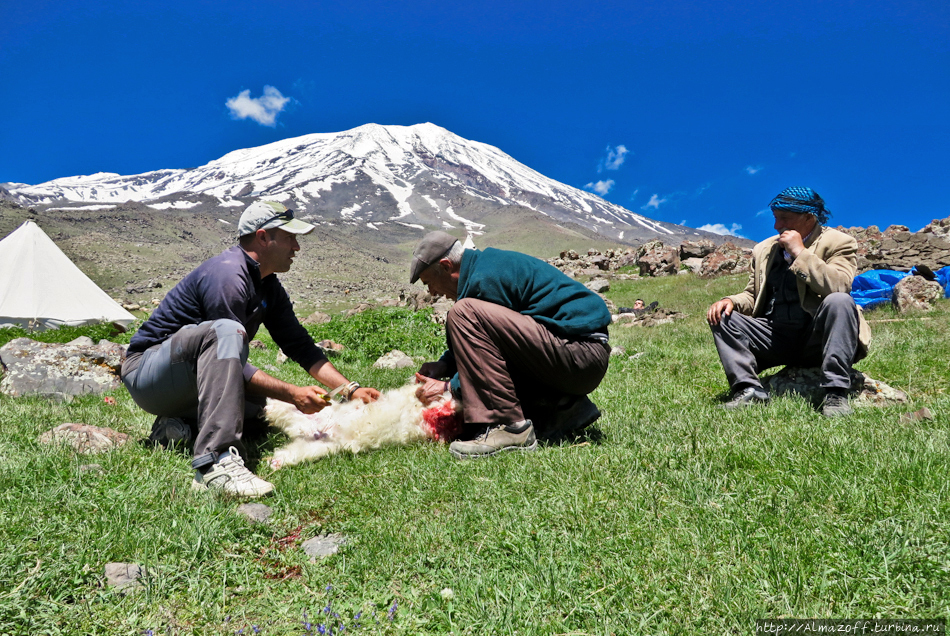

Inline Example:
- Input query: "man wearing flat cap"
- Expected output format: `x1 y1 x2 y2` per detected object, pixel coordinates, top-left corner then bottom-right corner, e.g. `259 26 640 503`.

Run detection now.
707 187 870 416
411 231 612 459
122 200 379 497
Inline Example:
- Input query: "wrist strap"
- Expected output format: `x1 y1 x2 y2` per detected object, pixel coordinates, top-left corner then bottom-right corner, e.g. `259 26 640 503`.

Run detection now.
342 381 361 400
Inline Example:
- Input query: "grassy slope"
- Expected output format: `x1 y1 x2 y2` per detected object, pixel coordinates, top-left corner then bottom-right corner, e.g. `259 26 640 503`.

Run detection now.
0 275 948 635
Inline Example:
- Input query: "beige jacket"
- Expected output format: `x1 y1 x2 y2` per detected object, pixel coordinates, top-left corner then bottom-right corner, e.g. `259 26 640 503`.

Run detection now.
726 224 871 357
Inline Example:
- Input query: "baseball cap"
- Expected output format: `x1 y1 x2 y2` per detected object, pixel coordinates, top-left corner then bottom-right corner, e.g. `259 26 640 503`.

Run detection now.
409 231 459 283
238 201 315 236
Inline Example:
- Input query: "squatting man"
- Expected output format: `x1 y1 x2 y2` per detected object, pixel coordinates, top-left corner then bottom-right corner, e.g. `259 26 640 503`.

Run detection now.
410 231 612 459
706 187 871 416
121 201 380 497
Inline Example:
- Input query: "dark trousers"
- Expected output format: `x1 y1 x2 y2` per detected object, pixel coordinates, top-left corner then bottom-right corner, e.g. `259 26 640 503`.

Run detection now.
121 319 264 468
446 298 610 426
709 292 860 392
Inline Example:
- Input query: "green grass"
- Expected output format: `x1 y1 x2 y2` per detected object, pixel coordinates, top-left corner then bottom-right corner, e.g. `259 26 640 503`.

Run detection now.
1 280 948 635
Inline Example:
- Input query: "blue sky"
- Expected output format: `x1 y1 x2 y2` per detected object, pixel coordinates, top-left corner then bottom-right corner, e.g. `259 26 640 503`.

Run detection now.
1 0 947 241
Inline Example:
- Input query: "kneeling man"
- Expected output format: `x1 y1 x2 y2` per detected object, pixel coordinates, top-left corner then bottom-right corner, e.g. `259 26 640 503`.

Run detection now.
411 232 612 459
706 187 870 416
122 201 379 497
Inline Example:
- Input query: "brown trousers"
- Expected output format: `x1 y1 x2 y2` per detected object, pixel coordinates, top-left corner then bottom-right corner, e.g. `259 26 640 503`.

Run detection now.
447 298 610 426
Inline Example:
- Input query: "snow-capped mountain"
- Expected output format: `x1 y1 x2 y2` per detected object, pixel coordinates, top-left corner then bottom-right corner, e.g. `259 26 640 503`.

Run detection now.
6 123 714 244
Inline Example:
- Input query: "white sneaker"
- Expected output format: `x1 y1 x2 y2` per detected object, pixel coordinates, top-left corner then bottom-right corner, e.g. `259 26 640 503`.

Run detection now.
191 447 274 497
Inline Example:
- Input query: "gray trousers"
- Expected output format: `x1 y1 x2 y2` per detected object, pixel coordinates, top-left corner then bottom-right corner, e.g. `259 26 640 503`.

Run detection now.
446 298 611 427
709 292 860 392
121 319 264 469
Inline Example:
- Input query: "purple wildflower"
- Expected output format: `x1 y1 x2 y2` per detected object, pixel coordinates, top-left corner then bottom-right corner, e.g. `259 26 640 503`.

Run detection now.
325 584 332 592
388 601 398 621
317 625 326 635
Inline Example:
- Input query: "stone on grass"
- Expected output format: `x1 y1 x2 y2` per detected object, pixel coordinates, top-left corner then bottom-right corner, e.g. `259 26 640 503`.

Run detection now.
0 338 126 400
900 407 934 423
893 276 943 313
79 463 104 475
373 350 415 370
317 340 345 357
249 340 268 350
764 367 908 406
302 311 332 325
585 278 610 294
236 503 272 524
275 350 289 365
610 346 626 357
302 534 347 560
38 423 130 454
67 336 95 346
105 563 145 590
637 241 680 277
429 297 455 325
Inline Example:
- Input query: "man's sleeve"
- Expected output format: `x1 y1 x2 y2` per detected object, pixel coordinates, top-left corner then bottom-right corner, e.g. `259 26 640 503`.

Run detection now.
264 285 327 372
727 269 757 315
789 234 857 296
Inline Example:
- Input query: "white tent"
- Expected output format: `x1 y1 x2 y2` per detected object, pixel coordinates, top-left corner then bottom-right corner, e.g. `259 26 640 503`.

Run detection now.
0 220 135 330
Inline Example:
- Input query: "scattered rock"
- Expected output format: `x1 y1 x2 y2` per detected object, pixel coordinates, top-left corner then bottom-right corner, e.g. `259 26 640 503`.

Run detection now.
637 241 680 277
302 534 347 560
275 350 289 365
764 367 908 405
249 340 268 350
699 242 753 278
104 563 145 590
679 239 715 259
585 278 610 294
67 336 95 346
373 350 415 370
629 352 646 360
38 423 130 454
302 311 332 325
609 346 626 357
79 463 104 475
317 340 345 357
429 297 455 325
236 503 272 524
0 338 126 400
681 257 704 274
893 276 943 313
900 407 934 423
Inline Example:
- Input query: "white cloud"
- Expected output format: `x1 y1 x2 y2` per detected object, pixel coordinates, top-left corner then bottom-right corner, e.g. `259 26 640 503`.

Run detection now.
641 193 668 210
226 85 291 127
755 208 770 217
585 179 615 196
745 165 763 175
699 222 747 238
599 144 629 172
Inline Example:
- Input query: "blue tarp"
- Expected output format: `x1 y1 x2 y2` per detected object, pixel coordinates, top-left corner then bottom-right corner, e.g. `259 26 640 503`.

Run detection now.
851 267 950 308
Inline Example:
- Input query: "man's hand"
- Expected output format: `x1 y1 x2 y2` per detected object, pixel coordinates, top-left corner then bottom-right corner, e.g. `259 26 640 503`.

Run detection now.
777 230 806 259
418 360 450 379
290 385 332 414
414 373 450 406
707 298 735 325
351 386 380 403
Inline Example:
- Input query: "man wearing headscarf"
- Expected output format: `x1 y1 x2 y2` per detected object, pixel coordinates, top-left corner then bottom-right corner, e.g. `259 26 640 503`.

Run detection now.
706 187 871 416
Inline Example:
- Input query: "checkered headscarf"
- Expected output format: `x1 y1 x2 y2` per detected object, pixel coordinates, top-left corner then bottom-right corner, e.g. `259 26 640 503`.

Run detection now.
769 187 831 224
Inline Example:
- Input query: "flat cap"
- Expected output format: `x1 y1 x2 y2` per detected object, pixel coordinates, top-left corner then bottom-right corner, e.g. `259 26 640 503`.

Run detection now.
409 231 458 283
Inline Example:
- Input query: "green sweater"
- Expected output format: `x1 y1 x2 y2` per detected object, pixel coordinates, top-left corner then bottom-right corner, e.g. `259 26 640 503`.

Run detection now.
457 248 612 336
440 248 611 396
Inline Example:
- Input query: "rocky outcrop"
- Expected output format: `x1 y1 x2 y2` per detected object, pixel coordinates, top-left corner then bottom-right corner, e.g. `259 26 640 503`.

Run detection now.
0 338 126 399
699 242 753 278
765 367 908 406
839 218 950 272
38 423 130 454
636 241 680 277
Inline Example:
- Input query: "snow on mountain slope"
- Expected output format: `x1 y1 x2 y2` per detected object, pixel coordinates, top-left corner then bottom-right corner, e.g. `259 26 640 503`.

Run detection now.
8 123 713 244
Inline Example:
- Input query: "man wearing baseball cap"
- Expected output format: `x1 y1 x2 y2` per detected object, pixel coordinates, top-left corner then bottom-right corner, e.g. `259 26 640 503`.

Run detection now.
122 201 379 497
411 231 612 459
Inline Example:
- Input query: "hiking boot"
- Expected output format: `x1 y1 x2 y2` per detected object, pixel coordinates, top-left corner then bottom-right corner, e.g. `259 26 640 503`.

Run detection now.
722 386 770 410
148 416 193 449
821 392 853 417
191 447 274 497
449 420 538 459
539 396 601 440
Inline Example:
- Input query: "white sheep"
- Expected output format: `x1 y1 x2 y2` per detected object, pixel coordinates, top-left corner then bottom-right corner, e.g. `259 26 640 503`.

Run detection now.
265 384 463 469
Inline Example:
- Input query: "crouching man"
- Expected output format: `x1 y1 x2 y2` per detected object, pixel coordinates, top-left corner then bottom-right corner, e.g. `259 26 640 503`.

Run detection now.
411 231 612 459
121 201 379 497
706 187 870 416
